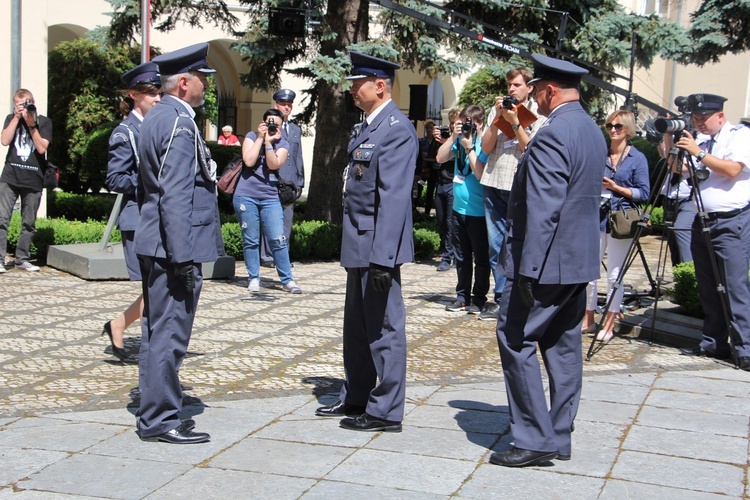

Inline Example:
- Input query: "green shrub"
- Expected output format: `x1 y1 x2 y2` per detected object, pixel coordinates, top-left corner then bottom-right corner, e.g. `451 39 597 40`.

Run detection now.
6 213 120 262
414 227 441 260
47 191 117 221
221 222 243 260
672 261 703 319
314 223 343 260
81 121 119 194
650 205 663 228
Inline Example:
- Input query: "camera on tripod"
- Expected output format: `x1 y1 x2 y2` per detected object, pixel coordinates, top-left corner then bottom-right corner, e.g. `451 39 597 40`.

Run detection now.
502 96 518 110
266 119 279 135
651 96 693 135
461 119 476 137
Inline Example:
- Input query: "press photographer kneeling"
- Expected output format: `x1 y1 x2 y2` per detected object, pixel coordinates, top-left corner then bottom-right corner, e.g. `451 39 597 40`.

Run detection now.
664 93 750 369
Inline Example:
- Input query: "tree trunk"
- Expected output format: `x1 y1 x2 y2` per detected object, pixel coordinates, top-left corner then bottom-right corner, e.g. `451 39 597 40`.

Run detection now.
304 0 369 224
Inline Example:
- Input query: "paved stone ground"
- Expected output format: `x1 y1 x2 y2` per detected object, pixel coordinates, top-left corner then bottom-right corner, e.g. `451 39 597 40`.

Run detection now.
1 234 748 498
0 235 698 418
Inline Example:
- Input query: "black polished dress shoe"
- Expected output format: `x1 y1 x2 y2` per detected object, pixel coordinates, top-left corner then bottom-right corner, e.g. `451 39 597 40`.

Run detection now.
140 424 210 444
680 346 730 360
739 357 750 371
315 401 366 418
181 418 195 431
489 447 558 467
557 453 571 461
102 322 135 363
339 413 402 432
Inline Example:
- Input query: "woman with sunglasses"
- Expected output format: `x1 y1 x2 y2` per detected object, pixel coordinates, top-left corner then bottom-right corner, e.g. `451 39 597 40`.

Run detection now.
582 110 650 341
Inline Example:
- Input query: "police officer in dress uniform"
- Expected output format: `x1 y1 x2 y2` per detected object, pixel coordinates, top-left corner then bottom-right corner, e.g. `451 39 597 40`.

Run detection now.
490 54 606 467
260 88 305 267
135 43 220 444
314 52 418 432
102 62 161 363
669 94 750 370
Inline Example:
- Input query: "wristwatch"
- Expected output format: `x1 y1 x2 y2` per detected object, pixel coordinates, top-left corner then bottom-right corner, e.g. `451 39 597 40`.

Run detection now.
511 123 521 131
696 150 707 161
29 124 38 130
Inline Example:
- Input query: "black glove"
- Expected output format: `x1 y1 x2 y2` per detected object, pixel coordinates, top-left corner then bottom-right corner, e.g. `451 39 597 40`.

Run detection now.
174 262 195 291
517 275 536 308
369 264 393 292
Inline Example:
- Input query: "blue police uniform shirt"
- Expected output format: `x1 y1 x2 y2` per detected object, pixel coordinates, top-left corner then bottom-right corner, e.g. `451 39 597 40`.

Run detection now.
234 132 290 200
451 134 487 217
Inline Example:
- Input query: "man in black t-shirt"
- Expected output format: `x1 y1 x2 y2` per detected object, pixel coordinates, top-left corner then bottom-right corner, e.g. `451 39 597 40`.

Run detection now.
0 89 52 273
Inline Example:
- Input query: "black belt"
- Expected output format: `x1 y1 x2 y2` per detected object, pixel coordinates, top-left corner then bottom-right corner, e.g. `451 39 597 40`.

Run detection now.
706 203 750 221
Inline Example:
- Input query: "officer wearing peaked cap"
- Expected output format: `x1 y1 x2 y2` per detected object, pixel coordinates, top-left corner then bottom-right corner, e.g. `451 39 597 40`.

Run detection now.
491 53 607 467
666 92 750 370
102 62 162 363
314 52 417 432
134 43 221 444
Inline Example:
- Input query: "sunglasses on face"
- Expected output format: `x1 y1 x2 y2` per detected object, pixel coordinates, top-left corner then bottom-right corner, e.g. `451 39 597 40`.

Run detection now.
605 123 624 131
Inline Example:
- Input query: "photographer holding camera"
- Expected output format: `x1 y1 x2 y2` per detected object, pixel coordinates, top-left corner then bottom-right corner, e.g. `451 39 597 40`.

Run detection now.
431 109 460 272
0 89 52 273
234 108 301 294
479 67 546 320
664 94 750 369
437 104 491 315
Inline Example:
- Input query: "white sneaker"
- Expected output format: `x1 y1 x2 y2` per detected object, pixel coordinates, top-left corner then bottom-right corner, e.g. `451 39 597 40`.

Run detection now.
0 264 6 274
248 278 260 292
283 281 302 294
16 261 40 272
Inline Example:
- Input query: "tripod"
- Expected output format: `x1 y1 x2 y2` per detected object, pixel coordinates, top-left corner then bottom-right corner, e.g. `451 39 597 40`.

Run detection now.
585 142 740 365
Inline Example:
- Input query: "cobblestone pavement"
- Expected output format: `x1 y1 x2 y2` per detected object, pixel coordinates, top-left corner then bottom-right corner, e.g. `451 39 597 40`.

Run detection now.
0 234 712 419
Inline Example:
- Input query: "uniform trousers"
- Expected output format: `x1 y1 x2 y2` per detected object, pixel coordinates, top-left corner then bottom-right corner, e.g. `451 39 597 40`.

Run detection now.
691 209 750 357
666 198 696 265
496 279 586 456
339 266 407 422
137 257 203 438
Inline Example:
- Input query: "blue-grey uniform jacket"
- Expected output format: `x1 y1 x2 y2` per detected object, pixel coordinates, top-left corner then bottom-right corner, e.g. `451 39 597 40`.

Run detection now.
106 112 141 231
135 94 220 264
341 100 417 269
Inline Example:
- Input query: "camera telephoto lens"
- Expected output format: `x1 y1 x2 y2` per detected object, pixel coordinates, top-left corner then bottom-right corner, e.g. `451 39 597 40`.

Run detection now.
23 100 37 113
654 117 687 134
266 119 278 135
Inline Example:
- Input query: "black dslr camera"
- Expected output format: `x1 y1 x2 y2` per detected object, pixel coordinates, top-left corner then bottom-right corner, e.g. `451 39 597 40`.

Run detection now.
23 100 36 114
438 125 451 139
502 96 518 110
461 119 476 137
266 119 279 135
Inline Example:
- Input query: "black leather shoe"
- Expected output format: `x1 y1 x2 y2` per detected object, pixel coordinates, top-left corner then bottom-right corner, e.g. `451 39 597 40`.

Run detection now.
315 401 366 418
489 447 558 467
339 413 402 432
140 425 210 444
680 346 730 360
181 418 195 431
557 453 571 461
739 357 750 371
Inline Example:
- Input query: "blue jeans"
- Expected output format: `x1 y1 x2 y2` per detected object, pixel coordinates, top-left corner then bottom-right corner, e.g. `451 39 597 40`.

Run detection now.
483 186 509 302
233 196 293 284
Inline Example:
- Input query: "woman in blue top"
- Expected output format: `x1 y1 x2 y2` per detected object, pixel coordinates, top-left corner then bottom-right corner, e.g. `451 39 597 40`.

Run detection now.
234 109 301 294
587 110 650 341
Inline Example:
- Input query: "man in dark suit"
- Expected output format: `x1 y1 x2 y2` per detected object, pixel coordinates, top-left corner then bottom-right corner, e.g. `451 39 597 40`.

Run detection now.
260 88 305 267
315 52 417 432
490 54 606 467
135 43 221 444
